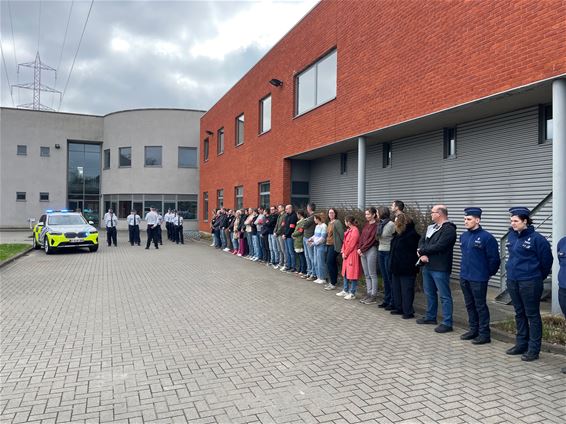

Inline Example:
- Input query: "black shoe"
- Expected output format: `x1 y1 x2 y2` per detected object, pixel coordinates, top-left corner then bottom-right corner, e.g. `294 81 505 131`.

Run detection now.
145 247 149 250
505 345 527 355
377 302 388 308
402 314 415 319
434 324 453 333
155 246 159 249
130 244 134 246
384 305 395 311
561 367 566 374
460 331 478 341
472 337 491 345
390 310 403 315
521 352 539 362
416 318 437 325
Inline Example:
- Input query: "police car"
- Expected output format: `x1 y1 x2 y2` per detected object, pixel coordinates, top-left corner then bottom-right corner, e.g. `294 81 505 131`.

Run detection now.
32 210 99 254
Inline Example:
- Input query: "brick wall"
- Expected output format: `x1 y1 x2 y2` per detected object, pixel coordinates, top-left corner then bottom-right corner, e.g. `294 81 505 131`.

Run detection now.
199 0 566 230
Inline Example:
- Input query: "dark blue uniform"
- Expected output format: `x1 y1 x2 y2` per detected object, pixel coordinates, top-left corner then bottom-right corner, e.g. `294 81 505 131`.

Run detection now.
558 236 566 318
505 225 553 356
460 226 500 340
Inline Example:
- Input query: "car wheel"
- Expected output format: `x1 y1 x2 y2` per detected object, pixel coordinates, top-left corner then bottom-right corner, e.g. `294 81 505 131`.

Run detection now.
32 235 41 250
89 245 98 252
44 236 53 254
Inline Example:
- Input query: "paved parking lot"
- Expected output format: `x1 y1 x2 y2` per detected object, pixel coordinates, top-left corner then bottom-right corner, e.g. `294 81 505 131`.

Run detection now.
1 239 565 423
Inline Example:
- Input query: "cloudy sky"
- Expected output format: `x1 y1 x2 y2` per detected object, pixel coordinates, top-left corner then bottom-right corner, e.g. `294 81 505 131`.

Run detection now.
0 0 318 115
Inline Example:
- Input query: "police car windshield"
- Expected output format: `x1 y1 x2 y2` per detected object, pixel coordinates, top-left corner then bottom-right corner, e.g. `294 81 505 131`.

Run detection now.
48 214 87 226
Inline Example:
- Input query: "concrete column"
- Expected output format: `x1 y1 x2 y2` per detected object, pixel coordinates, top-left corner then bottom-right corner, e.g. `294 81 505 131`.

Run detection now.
552 79 566 315
357 136 366 209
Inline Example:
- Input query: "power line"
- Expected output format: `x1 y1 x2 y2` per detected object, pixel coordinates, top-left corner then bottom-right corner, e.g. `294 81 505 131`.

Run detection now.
52 0 74 108
37 0 43 53
7 0 19 104
59 0 94 111
1 43 16 107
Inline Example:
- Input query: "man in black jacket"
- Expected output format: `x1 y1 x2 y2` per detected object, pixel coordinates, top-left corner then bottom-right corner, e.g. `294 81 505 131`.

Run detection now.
417 205 457 333
281 204 298 272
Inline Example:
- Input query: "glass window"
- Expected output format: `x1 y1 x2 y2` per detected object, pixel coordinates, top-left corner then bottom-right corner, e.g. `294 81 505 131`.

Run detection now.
179 147 197 168
540 104 553 143
258 181 270 209
236 114 244 146
39 192 49 201
291 181 309 196
296 49 337 115
235 186 244 210
17 145 27 156
67 142 101 222
340 153 347 175
16 191 26 201
204 138 209 161
217 189 224 209
203 192 209 221
144 146 162 167
443 128 456 159
382 143 392 168
103 149 110 169
260 95 271 133
144 197 162 214
40 146 50 157
119 147 131 167
178 197 197 220
217 128 224 155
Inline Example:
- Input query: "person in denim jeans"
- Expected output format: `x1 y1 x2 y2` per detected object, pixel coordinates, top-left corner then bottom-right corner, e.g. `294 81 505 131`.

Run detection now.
302 203 317 280
308 213 328 284
281 205 298 272
505 207 553 362
358 207 378 304
376 206 396 309
417 205 457 334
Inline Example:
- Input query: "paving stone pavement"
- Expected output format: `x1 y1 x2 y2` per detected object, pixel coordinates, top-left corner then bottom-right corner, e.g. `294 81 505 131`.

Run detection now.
1 240 565 424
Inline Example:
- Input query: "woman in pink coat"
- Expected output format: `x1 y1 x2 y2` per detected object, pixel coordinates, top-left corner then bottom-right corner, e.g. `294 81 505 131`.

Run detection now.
337 215 361 300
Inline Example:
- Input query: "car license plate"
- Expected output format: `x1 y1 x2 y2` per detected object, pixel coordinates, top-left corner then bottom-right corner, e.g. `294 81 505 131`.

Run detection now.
71 238 83 243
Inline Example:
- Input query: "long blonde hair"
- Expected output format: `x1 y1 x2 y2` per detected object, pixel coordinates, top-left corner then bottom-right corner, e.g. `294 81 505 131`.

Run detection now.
395 213 411 234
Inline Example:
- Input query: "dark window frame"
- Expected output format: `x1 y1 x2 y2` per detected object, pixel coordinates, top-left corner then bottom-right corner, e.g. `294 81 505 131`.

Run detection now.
40 146 50 157
382 143 392 168
235 186 244 210
39 192 49 202
340 153 348 174
203 192 209 221
178 146 198 168
259 95 272 134
217 128 225 155
119 147 132 167
539 104 553 144
258 181 270 209
144 146 163 167
204 138 209 162
103 149 111 169
217 189 224 209
16 191 26 201
17 145 27 156
235 114 245 146
295 48 337 117
443 127 457 159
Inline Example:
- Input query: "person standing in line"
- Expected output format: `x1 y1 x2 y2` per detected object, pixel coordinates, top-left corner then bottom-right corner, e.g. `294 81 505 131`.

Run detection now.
144 207 159 249
275 205 287 269
260 208 272 265
377 206 396 309
237 209 248 256
292 210 307 276
231 210 241 254
390 200 405 221
324 208 344 290
266 206 279 266
225 210 235 252
173 210 184 244
389 213 420 319
103 208 118 247
417 204 457 334
459 207 500 345
505 207 553 362
358 207 379 304
302 203 317 281
164 209 173 241
210 209 218 247
557 235 566 373
308 213 328 284
254 208 266 262
127 209 141 246
156 210 164 245
245 208 257 260
281 204 298 272
337 216 361 300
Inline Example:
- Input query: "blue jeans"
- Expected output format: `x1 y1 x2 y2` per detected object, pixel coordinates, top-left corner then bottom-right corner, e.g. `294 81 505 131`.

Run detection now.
378 251 393 305
219 228 227 249
246 232 254 256
422 268 453 327
304 238 315 276
315 244 328 279
232 236 239 251
212 230 220 247
252 234 261 259
560 287 566 317
460 279 490 338
507 279 543 354
343 278 358 294
269 234 279 264
285 237 296 270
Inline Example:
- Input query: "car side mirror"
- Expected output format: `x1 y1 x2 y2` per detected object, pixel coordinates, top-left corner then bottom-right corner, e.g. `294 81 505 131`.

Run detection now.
38 222 44 226
88 221 94 225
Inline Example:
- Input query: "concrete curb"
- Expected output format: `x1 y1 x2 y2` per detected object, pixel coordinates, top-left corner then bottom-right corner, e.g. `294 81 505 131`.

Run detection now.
0 246 33 269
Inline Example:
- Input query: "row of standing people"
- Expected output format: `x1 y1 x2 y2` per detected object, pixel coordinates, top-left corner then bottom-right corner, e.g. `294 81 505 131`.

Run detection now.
209 201 565 366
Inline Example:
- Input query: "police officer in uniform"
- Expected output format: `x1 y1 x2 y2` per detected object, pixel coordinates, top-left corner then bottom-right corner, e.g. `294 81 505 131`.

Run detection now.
505 206 553 362
459 207 500 345
156 211 163 245
144 207 159 249
103 208 118 247
557 235 566 373
127 209 141 246
173 210 184 244
164 209 173 241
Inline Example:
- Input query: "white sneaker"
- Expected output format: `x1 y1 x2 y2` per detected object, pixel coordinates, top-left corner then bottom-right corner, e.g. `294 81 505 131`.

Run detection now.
210 243 215 247
324 284 336 291
336 290 347 297
237 253 242 257
272 264 279 269
280 267 288 272
223 247 230 252
252 257 259 262
344 293 355 300
314 278 325 284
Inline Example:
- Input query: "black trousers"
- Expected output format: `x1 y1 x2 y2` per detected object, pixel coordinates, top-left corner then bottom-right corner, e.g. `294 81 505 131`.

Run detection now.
391 273 416 316
166 222 172 240
146 226 158 248
175 225 184 244
261 234 270 262
156 226 162 244
106 226 117 246
128 225 140 245
326 248 339 285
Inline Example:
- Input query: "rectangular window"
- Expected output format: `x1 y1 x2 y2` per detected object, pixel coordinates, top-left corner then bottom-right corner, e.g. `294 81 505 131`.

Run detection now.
103 149 110 169
259 181 270 209
382 143 392 168
178 195 198 220
16 192 26 201
217 128 224 155
260 95 272 133
178 147 197 168
217 189 224 209
39 192 49 201
144 146 162 167
235 186 244 210
17 145 27 156
204 138 209 161
203 192 209 221
296 49 337 115
539 104 553 143
119 147 132 167
291 181 309 208
443 127 457 159
236 114 245 146
40 146 50 157
340 153 347 174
